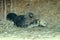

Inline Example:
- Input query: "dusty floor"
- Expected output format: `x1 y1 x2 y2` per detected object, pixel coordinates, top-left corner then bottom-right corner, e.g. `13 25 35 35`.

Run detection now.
0 19 60 40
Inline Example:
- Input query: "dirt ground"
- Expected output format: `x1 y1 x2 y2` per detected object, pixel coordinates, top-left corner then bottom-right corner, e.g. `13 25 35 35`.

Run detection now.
0 20 60 40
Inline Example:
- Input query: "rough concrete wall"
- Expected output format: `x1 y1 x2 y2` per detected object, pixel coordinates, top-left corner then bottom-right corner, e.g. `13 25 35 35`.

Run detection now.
0 0 60 15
